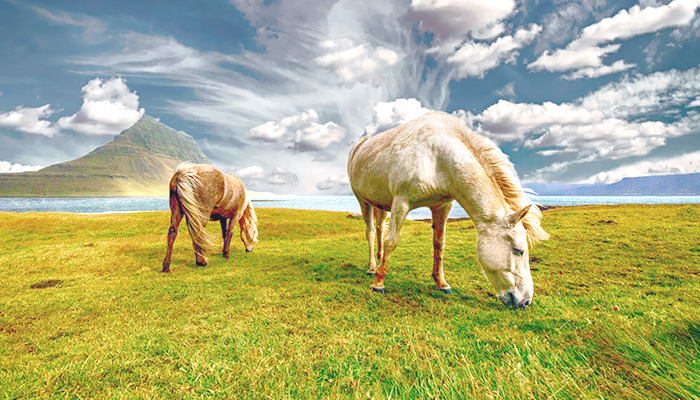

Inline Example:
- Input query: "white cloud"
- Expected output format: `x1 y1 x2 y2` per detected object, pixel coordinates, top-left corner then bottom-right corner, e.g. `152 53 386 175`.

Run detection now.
315 39 403 85
0 161 43 173
447 24 541 79
465 67 700 180
57 77 145 136
316 173 350 191
364 98 431 136
529 0 700 78
585 150 700 184
562 59 636 80
289 120 346 152
530 44 623 73
247 121 287 143
266 167 299 185
534 0 607 54
235 166 265 180
32 6 107 40
578 67 700 118
494 82 516 99
524 118 686 160
470 99 606 142
408 0 517 53
247 109 346 151
0 105 59 137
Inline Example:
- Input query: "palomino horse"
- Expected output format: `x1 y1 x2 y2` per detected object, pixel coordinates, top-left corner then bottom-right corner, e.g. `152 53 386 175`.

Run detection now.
347 111 549 308
161 163 258 273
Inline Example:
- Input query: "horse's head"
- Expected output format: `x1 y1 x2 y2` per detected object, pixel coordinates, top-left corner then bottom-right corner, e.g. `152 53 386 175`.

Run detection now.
476 205 534 309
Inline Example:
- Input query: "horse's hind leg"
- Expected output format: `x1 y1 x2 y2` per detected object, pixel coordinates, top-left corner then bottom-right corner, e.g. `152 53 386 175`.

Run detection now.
162 194 183 273
371 197 410 294
219 218 230 258
430 202 454 293
375 208 389 267
359 201 378 275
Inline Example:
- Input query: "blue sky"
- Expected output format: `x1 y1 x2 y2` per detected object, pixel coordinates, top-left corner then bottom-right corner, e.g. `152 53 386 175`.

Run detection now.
1 0 699 194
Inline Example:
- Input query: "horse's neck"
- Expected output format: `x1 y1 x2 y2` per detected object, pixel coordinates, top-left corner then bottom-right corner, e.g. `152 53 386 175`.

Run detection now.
451 163 508 225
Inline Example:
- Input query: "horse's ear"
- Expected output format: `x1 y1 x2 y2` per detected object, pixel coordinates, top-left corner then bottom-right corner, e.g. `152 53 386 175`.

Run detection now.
507 204 532 227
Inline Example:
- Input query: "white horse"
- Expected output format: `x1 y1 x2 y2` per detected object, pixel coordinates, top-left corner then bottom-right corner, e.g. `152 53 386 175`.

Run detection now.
347 111 549 308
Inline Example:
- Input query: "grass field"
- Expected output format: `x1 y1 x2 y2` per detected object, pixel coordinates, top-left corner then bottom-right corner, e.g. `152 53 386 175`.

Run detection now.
0 204 698 399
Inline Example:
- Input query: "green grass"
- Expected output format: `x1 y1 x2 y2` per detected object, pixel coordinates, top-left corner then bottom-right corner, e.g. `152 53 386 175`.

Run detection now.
0 204 698 399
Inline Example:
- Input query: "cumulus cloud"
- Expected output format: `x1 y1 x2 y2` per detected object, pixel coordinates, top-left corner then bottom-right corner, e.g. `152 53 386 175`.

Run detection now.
234 165 300 187
0 161 43 173
316 173 350 191
408 0 517 53
315 39 403 85
474 98 691 162
407 0 538 79
289 120 346 152
464 67 700 180
529 0 700 78
0 105 59 137
364 98 431 136
247 122 287 143
247 109 346 152
563 59 636 80
447 24 541 79
57 77 145 135
266 167 299 185
235 166 265 180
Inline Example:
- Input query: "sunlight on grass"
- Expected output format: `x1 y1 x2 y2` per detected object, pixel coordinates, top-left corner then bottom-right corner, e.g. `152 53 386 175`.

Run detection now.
0 205 698 399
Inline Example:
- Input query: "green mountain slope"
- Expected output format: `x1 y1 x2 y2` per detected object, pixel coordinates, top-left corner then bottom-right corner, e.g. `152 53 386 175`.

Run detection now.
0 115 211 197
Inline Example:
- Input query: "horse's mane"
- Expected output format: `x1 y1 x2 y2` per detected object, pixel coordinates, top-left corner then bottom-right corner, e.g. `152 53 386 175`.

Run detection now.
175 163 216 255
459 125 550 245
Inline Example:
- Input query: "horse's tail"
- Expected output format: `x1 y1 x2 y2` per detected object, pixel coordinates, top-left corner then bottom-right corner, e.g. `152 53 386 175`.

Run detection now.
239 199 258 252
175 164 216 261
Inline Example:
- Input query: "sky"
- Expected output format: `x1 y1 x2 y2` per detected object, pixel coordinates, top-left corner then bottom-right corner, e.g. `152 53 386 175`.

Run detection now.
1 0 699 194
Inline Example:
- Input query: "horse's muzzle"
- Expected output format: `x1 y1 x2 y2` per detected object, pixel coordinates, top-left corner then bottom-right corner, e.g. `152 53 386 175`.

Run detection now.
500 292 531 309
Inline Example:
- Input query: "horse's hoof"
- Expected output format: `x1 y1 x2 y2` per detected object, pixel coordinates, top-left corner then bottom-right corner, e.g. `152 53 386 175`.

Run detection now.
196 262 207 267
371 287 385 294
161 268 170 273
438 288 452 294
366 271 376 276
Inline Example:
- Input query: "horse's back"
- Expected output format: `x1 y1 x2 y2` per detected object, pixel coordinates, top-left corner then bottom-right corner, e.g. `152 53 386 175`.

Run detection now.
172 163 226 209
348 111 474 207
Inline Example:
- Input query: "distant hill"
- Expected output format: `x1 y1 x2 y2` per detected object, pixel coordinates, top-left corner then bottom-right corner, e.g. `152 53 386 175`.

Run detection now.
0 115 211 197
526 172 700 196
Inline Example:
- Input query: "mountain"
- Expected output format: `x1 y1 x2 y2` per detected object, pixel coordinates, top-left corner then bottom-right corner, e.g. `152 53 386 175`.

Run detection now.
525 172 700 196
0 115 211 197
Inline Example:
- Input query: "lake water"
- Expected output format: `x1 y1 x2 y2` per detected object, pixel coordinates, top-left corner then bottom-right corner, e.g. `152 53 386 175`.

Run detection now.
1 195 698 220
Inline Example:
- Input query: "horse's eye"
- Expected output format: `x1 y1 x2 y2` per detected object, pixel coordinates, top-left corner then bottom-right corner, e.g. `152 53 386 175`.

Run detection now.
513 248 524 256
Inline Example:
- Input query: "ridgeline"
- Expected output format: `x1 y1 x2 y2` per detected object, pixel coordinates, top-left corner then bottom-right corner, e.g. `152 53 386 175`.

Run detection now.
0 116 211 197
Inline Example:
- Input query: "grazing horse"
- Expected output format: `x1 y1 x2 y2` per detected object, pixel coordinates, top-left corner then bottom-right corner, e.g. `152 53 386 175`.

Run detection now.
347 111 549 308
161 163 258 273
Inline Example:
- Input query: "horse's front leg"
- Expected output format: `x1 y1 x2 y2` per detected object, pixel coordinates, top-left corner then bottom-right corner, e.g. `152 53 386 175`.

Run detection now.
162 195 183 273
359 201 377 275
371 197 410 294
430 202 454 293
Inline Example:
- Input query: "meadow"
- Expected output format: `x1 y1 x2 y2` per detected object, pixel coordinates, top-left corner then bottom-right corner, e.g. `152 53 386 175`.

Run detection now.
0 204 698 399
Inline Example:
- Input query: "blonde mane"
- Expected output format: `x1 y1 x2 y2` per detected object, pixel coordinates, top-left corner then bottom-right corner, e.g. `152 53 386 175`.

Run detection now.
175 163 216 256
459 128 550 245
